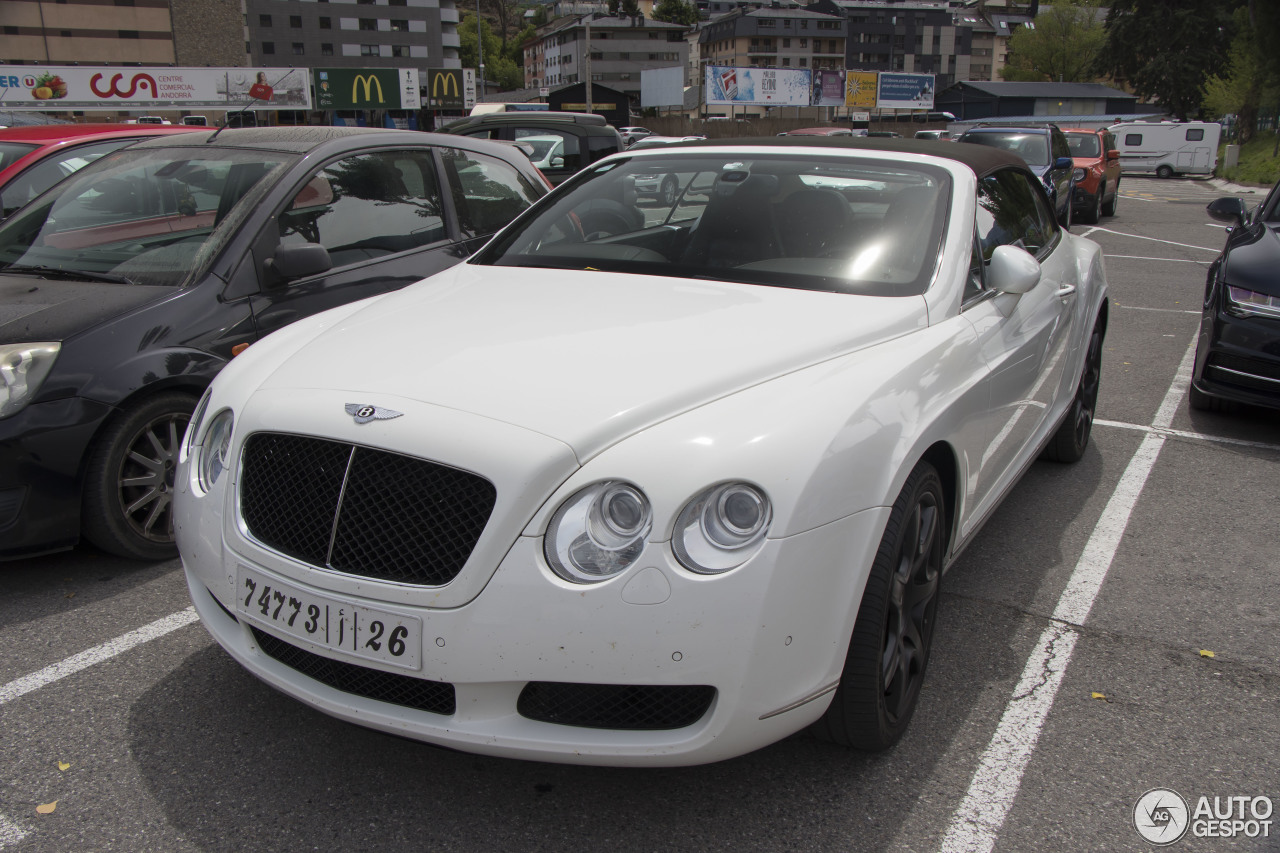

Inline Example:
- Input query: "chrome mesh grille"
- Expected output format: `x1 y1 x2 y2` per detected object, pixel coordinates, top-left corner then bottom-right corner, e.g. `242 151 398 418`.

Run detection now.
240 433 496 585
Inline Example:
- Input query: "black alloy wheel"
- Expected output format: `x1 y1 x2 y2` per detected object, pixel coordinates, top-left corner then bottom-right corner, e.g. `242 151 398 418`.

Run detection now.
813 460 945 751
1044 318 1103 463
82 391 197 561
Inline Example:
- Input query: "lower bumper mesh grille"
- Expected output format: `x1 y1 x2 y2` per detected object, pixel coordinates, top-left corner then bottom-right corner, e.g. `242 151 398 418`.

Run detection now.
251 628 455 716
517 681 715 730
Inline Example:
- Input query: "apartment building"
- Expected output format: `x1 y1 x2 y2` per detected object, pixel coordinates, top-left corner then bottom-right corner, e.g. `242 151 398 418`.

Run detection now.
523 13 688 103
698 7 847 75
243 0 461 71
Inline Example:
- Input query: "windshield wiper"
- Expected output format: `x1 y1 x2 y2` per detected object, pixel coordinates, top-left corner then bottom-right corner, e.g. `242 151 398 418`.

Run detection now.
0 264 133 285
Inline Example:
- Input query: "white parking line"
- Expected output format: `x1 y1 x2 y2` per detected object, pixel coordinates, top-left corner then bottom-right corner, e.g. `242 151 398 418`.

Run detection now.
1085 226 1219 253
1103 254 1209 263
0 608 199 706
1096 419 1280 453
938 335 1197 853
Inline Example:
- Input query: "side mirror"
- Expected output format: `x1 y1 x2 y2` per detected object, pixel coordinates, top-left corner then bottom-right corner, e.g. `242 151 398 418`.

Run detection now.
551 156 565 169
266 242 332 283
1107 148 1121 161
988 245 1042 295
1206 197 1248 227
1053 156 1074 171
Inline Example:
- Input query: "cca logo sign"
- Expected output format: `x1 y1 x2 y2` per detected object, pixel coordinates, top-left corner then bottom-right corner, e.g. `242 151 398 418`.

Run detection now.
90 72 158 99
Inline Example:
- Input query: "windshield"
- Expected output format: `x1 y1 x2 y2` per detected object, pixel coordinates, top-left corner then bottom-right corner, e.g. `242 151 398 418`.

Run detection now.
474 152 950 297
0 142 39 173
962 132 1049 167
1065 132 1101 158
0 145 291 287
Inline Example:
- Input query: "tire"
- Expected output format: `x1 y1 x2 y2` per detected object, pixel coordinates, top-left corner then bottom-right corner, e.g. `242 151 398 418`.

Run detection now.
1101 179 1118 217
1081 184 1103 225
813 460 945 751
1043 317 1102 463
1156 165 1174 179
1058 191 1072 229
81 391 197 561
660 175 678 206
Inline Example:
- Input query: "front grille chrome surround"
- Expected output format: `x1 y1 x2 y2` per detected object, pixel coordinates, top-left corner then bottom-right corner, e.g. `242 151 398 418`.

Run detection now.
239 432 497 586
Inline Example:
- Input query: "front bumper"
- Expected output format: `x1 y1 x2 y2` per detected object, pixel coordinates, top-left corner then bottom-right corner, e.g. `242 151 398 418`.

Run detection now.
0 396 111 558
182 504 888 766
1193 309 1280 410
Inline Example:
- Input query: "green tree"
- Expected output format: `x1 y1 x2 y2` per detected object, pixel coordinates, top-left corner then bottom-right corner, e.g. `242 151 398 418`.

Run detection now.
460 12 523 90
999 0 1106 83
1098 0 1242 121
1202 7 1277 142
652 0 698 26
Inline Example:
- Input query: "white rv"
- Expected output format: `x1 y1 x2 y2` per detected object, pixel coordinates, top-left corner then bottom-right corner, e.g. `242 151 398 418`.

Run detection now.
1108 121 1221 178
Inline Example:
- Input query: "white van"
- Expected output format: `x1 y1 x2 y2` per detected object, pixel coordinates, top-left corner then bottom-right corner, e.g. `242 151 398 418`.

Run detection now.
1108 121 1220 178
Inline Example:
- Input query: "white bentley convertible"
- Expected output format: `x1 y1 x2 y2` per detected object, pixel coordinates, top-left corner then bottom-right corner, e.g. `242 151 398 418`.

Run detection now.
175 139 1107 766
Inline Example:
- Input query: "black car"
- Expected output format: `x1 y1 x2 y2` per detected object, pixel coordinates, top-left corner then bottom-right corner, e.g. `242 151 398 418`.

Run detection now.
957 124 1076 227
1192 190 1280 412
437 111 625 185
0 127 548 561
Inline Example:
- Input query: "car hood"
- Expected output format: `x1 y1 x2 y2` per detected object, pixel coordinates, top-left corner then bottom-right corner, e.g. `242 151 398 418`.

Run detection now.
256 263 929 459
0 275 171 343
1222 223 1280 297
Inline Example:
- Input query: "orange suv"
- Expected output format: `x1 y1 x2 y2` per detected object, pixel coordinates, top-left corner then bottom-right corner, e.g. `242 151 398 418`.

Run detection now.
1063 127 1121 224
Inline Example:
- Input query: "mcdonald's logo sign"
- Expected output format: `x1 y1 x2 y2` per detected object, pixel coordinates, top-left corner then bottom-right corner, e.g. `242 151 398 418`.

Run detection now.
427 69 464 108
351 74 385 104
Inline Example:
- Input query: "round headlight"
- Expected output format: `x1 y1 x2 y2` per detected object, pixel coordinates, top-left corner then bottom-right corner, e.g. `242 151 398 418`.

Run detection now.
673 482 772 574
1072 167 1086 182
545 481 652 583
198 409 234 491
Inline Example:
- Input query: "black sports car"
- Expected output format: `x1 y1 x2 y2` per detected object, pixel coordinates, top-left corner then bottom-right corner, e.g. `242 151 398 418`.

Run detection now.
0 127 548 560
1194 188 1280 412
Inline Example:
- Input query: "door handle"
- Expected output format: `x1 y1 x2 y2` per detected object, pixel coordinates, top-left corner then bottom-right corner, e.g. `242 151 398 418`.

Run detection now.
1056 283 1077 299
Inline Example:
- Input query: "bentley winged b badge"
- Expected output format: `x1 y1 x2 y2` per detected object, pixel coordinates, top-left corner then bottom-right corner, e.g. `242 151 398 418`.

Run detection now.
345 403 403 424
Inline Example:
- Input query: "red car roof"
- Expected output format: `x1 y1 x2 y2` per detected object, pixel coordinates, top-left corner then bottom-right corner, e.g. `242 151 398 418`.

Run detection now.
0 123 202 144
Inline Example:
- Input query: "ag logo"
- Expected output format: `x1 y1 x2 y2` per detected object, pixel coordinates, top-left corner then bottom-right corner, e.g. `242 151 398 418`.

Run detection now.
1134 788 1190 845
345 403 402 424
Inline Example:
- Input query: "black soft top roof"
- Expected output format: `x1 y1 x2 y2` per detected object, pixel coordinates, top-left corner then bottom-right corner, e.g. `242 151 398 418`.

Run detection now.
658 136 1028 179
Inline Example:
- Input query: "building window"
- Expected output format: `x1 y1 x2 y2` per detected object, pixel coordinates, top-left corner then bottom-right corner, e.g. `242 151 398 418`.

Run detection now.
799 57 807 66
392 44 408 56
290 15 302 27
321 43 333 55
390 0 407 5
118 29 139 38
319 17 331 28
784 19 791 27
782 57 790 66
782 37 790 47
390 19 408 31
360 18 377 30
757 19 774 27
259 14 272 26
292 42 305 55
361 44 379 55
261 41 275 53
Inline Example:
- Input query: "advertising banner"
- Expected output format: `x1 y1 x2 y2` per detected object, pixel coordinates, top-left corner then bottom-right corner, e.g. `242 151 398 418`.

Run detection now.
704 66 811 107
877 73 935 110
811 70 846 107
0 67 310 110
426 68 466 109
845 71 878 108
314 68 420 111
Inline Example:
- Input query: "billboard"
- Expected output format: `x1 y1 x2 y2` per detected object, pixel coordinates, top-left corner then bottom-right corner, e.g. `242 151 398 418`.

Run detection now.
877 73 935 110
427 69 466 109
704 66 811 107
314 68 420 111
0 67 310 110
811 70 846 107
845 72 878 108
641 66 684 109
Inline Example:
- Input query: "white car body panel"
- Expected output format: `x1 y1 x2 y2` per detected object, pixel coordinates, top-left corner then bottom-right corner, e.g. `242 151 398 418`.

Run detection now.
176 143 1108 765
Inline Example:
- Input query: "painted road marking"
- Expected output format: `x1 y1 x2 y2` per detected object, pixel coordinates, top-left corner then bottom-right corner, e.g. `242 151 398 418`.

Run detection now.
1086 226 1219 253
938 335 1197 853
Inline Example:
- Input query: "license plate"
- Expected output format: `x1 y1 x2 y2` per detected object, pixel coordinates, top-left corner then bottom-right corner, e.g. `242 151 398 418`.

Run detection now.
236 566 422 670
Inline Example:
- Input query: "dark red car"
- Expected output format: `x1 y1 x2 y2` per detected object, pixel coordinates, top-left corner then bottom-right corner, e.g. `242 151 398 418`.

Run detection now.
0 123 202 219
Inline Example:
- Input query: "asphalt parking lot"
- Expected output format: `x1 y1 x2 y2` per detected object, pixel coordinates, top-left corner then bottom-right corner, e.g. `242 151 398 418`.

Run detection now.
1 175 1277 853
